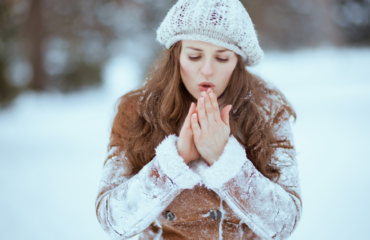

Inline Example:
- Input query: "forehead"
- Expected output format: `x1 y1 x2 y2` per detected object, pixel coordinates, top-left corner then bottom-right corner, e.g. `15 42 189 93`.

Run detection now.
181 40 231 52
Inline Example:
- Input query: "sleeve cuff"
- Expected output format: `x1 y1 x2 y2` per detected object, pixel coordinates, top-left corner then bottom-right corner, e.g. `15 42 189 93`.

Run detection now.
196 135 247 189
155 134 201 189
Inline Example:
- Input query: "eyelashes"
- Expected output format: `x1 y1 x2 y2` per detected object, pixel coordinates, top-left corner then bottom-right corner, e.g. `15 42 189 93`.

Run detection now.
188 56 229 63
217 58 229 63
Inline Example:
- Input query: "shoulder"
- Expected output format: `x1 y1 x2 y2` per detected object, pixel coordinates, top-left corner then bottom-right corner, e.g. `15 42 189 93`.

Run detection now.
116 91 142 117
109 91 143 147
113 89 147 128
253 77 295 126
254 80 296 143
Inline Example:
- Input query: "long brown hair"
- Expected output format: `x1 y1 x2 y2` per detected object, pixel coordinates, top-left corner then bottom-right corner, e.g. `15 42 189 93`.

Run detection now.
109 41 296 181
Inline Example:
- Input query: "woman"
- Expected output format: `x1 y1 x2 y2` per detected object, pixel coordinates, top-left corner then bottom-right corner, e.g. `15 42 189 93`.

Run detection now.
95 0 302 239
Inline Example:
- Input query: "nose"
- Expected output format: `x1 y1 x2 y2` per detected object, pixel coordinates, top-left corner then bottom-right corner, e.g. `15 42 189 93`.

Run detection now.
201 58 214 77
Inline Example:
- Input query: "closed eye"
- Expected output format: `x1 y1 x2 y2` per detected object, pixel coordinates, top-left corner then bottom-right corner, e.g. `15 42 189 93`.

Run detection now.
189 56 229 63
217 58 228 63
189 56 201 61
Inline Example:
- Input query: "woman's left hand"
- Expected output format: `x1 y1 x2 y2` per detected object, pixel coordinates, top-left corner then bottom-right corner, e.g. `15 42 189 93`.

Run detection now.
191 89 232 166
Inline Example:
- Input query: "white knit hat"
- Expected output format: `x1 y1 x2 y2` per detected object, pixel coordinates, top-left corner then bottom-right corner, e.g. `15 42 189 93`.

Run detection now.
156 0 264 66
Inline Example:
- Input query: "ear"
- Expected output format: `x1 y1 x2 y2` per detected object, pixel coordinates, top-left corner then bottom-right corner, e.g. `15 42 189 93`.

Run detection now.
221 105 231 126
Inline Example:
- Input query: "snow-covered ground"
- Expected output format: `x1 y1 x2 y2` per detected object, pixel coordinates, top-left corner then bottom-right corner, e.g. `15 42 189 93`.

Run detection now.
0 47 369 240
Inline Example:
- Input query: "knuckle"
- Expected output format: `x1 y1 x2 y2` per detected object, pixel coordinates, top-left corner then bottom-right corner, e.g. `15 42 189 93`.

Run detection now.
211 126 217 133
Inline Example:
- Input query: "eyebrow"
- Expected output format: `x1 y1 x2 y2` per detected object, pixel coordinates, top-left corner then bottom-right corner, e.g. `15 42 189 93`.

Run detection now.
186 47 231 53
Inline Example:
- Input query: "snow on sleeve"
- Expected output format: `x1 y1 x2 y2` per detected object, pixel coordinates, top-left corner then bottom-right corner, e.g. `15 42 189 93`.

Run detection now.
270 113 301 198
95 135 201 239
202 111 302 239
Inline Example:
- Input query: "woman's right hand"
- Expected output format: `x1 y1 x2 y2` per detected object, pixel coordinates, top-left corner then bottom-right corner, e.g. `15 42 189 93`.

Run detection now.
177 102 201 165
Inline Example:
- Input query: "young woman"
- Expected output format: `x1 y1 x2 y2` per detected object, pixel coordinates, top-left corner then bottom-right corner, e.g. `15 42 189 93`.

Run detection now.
95 0 302 239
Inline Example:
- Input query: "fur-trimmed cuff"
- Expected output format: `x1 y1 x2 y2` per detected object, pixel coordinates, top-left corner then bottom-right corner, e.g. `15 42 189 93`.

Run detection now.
155 134 201 189
196 135 247 189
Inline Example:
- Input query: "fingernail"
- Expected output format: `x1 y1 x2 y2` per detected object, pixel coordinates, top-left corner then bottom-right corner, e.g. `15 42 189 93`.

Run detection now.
192 113 197 118
201 92 206 97
199 98 204 104
209 93 214 99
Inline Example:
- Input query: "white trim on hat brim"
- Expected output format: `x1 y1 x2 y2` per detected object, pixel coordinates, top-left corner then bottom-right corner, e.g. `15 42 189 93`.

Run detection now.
165 34 248 64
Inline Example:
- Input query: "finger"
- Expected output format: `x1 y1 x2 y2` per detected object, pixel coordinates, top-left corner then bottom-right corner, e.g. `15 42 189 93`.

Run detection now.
197 93 208 129
204 91 215 124
221 105 232 126
191 113 201 138
208 91 221 123
183 102 195 129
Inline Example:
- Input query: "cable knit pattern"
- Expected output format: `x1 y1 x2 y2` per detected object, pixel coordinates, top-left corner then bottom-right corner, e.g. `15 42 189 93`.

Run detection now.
156 0 264 66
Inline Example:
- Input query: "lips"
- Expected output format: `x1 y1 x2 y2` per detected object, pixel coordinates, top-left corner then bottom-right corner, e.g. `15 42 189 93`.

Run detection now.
198 82 215 92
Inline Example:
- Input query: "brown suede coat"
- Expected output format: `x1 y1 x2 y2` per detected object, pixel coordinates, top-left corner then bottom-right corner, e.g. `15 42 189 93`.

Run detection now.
95 98 302 240
141 185 263 239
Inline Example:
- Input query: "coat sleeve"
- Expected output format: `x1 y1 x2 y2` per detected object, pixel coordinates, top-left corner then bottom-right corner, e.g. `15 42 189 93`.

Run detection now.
95 134 201 239
194 109 302 240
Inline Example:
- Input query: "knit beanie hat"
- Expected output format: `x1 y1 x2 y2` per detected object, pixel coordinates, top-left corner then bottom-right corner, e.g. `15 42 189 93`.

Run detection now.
156 0 264 66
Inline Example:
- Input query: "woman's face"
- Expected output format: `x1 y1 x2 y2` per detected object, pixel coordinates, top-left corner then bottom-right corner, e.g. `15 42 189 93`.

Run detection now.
179 40 238 100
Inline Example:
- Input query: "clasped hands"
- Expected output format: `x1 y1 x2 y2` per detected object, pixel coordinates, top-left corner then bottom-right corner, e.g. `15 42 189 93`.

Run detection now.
177 88 232 166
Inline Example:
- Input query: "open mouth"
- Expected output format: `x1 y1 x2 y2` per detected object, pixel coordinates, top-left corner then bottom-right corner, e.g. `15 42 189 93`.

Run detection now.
198 82 215 91
199 83 215 92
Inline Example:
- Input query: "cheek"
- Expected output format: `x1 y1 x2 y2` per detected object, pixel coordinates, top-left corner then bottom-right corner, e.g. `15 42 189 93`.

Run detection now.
180 58 198 87
220 64 236 86
180 59 193 80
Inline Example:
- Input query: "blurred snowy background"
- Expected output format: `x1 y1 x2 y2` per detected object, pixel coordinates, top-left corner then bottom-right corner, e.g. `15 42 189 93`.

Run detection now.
1 0 370 240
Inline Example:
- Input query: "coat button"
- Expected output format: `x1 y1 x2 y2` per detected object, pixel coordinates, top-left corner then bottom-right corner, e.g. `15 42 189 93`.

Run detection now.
210 210 222 221
163 211 175 221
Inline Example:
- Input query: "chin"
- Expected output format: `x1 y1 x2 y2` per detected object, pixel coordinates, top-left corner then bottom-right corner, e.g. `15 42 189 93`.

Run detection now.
190 90 200 100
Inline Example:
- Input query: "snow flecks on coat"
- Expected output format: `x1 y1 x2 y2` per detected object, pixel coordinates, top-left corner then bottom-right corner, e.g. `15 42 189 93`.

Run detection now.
95 99 301 239
96 135 203 239
213 114 301 239
260 92 288 125
219 199 225 240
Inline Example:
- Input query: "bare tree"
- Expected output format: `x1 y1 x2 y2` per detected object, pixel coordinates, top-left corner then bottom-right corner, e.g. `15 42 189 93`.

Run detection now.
1 0 369 107
25 0 46 90
241 0 344 49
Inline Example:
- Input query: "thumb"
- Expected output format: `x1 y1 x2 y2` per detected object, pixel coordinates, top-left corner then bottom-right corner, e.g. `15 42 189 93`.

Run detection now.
182 103 195 131
221 105 232 126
